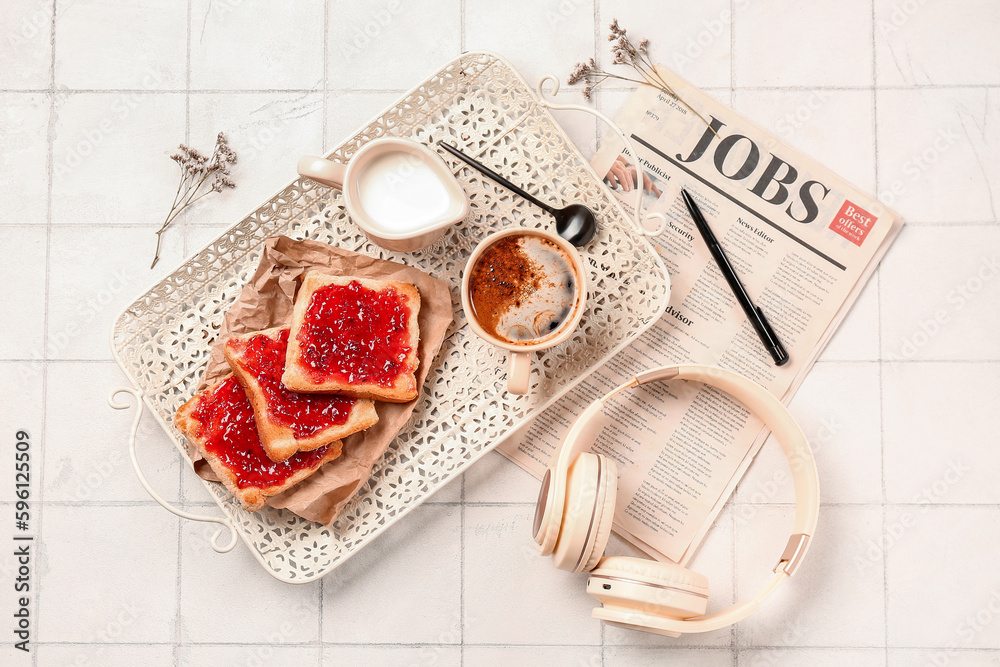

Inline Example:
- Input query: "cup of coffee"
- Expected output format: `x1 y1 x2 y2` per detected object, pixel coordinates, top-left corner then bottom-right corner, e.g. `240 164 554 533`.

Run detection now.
461 228 587 395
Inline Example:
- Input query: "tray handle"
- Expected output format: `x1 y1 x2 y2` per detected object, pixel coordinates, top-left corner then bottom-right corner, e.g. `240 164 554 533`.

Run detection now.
109 387 239 554
536 75 668 238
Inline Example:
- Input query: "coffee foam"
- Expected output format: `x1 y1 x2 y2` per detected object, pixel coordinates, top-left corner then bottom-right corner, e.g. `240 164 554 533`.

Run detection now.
468 234 579 345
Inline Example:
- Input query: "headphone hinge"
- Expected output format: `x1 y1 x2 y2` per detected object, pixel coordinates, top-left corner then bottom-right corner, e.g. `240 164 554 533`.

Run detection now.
774 534 810 576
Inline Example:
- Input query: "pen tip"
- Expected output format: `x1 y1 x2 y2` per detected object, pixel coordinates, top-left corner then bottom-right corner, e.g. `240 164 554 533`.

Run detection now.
681 189 697 211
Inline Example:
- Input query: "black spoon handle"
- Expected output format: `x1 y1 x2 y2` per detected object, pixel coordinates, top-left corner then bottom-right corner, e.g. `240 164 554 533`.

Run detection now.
437 142 557 215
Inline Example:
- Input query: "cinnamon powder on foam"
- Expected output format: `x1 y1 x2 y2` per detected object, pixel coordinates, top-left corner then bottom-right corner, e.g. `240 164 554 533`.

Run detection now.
468 236 543 341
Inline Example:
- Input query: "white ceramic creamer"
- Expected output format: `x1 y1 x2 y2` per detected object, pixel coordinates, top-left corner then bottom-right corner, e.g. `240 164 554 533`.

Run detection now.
356 151 454 233
298 138 469 252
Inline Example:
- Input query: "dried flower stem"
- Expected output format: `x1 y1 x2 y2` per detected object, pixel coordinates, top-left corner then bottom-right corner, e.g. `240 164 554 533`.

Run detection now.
151 132 237 269
568 20 718 135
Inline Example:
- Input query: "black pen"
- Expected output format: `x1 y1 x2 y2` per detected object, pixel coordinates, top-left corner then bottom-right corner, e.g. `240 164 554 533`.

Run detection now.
681 189 789 366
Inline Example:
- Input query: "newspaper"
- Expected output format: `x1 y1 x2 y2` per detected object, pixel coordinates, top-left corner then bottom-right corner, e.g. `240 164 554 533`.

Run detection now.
499 66 903 565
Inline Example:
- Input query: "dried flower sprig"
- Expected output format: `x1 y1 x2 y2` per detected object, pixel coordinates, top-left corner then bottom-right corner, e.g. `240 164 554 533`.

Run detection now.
568 19 716 134
151 132 237 269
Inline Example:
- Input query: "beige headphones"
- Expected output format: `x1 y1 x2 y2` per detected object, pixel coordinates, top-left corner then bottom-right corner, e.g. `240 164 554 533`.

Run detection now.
532 364 820 637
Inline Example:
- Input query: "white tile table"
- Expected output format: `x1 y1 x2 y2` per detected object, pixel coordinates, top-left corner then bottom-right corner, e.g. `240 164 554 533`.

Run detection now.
2 1 999 665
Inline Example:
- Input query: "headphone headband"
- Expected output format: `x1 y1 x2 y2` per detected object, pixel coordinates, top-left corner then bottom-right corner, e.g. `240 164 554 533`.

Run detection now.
536 364 820 634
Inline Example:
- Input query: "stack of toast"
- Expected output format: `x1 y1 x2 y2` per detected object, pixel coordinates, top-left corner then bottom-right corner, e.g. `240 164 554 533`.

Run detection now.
175 272 422 512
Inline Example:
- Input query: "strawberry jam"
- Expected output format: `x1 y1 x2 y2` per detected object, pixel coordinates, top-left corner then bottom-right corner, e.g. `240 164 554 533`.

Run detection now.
296 280 412 388
191 376 330 488
226 328 356 439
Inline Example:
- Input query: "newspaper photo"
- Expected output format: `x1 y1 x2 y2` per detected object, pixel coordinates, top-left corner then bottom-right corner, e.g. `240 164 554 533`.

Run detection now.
499 66 904 564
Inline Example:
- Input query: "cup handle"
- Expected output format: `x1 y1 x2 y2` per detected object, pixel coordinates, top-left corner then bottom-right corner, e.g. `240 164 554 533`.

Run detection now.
298 155 347 190
508 351 532 395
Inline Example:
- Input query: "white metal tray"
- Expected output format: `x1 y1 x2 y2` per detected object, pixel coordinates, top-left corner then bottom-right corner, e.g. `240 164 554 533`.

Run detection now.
110 51 670 582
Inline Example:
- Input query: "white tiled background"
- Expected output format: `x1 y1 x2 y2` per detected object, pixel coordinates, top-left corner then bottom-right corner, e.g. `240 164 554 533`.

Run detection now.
1 0 998 665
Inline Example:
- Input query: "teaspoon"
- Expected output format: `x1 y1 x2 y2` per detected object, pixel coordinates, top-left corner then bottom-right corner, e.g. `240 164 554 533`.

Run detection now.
438 142 598 246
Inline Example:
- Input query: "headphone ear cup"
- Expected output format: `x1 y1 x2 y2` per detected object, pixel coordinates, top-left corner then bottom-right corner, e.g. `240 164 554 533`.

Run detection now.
550 452 607 573
586 556 709 631
580 455 617 572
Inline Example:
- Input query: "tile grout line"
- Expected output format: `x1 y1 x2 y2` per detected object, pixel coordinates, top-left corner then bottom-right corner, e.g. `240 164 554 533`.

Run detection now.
460 0 466 53
459 469 466 665
870 0 890 660
33 0 58 662
175 2 194 663
7 83 1000 94
593 0 605 656
19 357 1000 365
459 6 470 667
593 0 602 196
20 499 1000 509
318 557 324 663
730 504 738 661
181 0 193 260
458 11 466 665
878 257 889 654
729 3 738 662
36 640 974 649
318 0 329 653
24 641 1000 655
0 87 413 94
322 0 329 153
6 220 1000 229
730 0 736 102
